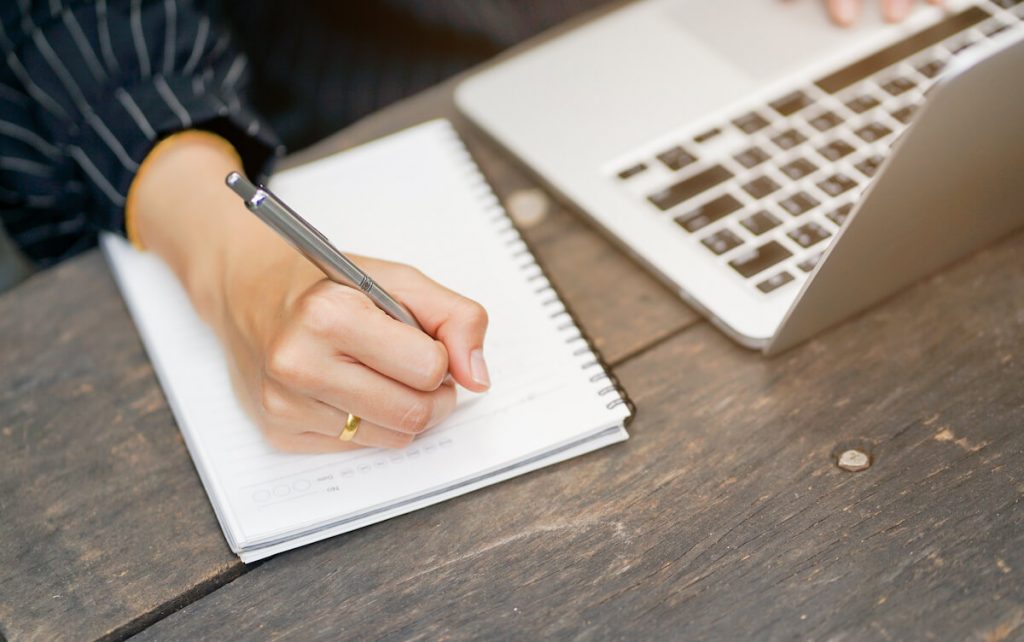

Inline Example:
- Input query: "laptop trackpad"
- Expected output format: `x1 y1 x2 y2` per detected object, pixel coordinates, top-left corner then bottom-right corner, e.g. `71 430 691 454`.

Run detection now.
661 0 905 81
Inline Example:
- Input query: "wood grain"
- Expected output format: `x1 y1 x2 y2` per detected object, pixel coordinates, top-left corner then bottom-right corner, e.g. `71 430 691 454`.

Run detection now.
135 229 1024 640
0 253 241 642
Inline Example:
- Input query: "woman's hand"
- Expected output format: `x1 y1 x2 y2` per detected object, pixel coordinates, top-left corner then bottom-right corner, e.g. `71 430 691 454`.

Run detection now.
131 131 489 452
218 245 489 452
824 0 943 26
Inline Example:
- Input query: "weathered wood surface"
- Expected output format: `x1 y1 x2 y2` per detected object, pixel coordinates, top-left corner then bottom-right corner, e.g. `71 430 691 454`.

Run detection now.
0 253 240 642
138 229 1024 641
0 77 694 639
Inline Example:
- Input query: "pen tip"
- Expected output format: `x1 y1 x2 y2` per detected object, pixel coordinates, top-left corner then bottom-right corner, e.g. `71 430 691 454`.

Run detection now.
225 171 241 187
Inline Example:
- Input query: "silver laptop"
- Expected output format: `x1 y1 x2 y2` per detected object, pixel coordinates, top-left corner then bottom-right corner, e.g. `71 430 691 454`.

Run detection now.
455 0 1024 354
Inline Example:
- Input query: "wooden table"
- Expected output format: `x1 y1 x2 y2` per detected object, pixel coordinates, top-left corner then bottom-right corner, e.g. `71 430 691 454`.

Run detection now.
2 71 1022 641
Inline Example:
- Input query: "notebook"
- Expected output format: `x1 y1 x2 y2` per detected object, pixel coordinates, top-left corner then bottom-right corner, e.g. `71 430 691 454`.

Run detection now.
101 119 633 562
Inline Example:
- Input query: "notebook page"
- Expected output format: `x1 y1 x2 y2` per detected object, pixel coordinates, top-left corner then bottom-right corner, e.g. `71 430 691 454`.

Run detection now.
103 120 629 558
239 425 627 562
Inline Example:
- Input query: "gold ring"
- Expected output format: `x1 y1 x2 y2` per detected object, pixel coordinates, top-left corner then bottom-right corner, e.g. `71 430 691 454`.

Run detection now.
339 413 361 442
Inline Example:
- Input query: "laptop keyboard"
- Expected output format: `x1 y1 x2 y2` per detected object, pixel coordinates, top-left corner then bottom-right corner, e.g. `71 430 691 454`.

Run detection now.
615 1 1023 296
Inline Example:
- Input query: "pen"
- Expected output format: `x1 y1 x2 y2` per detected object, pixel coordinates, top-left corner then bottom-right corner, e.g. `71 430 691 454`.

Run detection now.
224 172 423 331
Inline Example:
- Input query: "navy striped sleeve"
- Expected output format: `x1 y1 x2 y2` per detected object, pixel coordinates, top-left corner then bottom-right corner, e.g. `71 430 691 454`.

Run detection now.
0 0 282 266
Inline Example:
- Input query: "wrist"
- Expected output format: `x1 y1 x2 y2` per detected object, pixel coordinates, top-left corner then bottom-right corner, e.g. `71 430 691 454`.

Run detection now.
129 131 243 248
130 131 251 328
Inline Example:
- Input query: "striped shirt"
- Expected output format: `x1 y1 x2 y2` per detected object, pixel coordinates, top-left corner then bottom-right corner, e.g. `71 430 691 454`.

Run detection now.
0 0 609 267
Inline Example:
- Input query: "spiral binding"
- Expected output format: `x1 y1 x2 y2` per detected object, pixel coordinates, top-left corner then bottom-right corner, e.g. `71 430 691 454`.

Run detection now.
437 121 635 419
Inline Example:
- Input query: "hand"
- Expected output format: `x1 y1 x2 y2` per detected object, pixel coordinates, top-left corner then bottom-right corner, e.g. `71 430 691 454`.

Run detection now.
218 247 490 452
131 131 490 452
825 0 942 26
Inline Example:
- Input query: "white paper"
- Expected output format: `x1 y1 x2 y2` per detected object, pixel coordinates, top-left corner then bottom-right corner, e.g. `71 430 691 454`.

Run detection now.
102 120 629 561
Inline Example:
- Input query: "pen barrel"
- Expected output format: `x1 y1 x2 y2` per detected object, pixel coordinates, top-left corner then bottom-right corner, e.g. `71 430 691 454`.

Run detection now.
363 282 422 329
227 174 423 331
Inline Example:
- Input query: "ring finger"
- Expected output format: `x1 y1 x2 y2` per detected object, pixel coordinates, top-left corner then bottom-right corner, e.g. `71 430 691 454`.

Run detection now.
261 383 415 449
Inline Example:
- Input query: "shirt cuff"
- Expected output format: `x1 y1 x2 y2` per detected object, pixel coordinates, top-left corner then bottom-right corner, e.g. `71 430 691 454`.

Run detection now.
74 73 284 235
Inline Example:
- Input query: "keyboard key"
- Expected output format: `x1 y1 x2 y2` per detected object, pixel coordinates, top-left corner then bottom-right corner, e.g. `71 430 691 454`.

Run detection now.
740 210 781 235
855 155 884 178
797 252 823 272
779 191 820 217
880 76 916 96
808 111 843 132
780 157 818 180
729 241 793 278
757 271 795 293
770 90 814 116
656 145 698 171
617 163 647 180
733 111 771 134
826 202 854 226
788 221 832 248
916 59 946 79
947 36 978 55
742 175 781 199
648 165 733 211
983 21 1011 37
817 173 858 197
693 127 722 143
701 228 745 255
855 122 892 143
674 193 743 232
891 104 918 124
818 139 856 162
734 146 770 169
846 94 880 114
771 128 807 150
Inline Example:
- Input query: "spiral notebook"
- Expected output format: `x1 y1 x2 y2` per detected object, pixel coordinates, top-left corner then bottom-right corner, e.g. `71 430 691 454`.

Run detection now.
102 119 632 562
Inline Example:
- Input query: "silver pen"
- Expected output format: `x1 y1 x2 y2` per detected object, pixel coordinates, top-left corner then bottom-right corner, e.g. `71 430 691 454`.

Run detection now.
225 172 423 330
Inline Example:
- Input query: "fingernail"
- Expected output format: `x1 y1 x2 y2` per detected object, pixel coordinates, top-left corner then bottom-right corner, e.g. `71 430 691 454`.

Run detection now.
470 349 490 389
833 0 860 25
884 0 913 21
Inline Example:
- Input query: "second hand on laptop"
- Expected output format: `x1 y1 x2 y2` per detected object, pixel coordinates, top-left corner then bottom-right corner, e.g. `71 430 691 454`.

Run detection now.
224 171 424 331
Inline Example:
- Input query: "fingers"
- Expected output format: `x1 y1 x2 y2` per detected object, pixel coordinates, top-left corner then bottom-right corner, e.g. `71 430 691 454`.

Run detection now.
828 0 942 26
341 305 451 392
379 265 491 393
882 0 914 22
304 362 458 436
264 347 458 436
253 273 463 453
276 280 451 392
827 0 863 26
292 275 485 394
254 381 420 450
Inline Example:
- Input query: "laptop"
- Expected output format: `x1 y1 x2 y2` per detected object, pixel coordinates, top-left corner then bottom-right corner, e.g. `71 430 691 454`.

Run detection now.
455 0 1024 354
